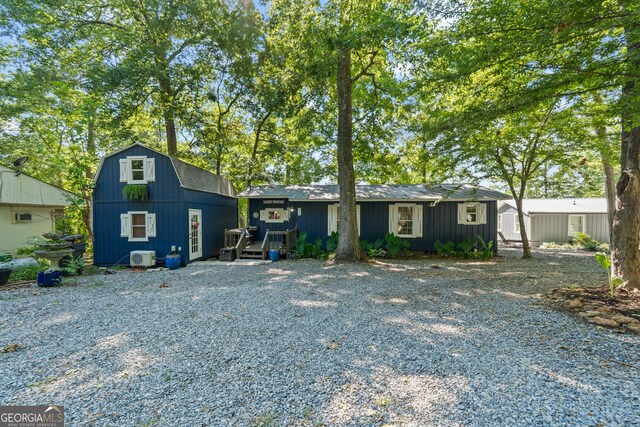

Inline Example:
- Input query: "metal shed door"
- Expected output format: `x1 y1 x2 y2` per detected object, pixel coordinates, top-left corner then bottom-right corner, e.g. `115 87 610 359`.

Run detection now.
189 209 202 260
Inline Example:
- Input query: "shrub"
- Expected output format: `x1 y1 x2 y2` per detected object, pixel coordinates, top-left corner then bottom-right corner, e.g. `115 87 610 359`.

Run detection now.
294 232 326 259
572 232 601 251
9 262 48 282
326 231 339 252
434 240 456 256
457 236 476 259
383 232 410 258
475 236 494 260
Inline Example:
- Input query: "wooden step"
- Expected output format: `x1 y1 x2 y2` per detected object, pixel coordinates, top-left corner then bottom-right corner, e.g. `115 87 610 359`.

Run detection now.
239 254 263 259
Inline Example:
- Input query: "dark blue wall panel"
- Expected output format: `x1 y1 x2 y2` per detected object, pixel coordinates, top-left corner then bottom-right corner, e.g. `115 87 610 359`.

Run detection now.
248 198 498 252
183 189 237 259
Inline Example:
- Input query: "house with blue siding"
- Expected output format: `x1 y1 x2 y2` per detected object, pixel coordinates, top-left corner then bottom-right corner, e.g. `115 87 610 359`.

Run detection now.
238 184 508 253
93 143 237 266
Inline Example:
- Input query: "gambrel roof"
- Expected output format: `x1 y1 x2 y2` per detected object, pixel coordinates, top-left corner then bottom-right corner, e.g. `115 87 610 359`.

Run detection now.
95 143 235 197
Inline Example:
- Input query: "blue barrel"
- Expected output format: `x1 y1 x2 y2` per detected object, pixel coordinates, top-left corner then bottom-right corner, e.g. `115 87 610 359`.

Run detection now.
166 254 181 270
268 249 280 261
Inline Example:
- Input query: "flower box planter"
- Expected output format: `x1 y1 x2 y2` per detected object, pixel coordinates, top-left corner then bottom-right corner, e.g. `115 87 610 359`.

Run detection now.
122 184 149 201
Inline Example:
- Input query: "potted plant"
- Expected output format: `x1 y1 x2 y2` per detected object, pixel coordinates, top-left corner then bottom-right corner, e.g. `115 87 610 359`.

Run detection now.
122 184 149 201
33 233 72 287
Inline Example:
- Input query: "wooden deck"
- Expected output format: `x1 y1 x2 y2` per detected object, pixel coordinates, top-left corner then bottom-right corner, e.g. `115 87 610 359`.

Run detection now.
224 227 297 260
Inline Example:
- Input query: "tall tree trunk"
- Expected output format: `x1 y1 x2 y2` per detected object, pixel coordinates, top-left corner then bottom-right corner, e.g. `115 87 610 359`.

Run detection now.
247 112 271 188
334 47 361 262
514 196 532 259
158 74 178 156
83 112 96 240
596 124 616 247
611 8 640 289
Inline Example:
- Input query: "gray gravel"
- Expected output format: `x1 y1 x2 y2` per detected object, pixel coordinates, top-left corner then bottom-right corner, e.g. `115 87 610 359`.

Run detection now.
1 250 639 426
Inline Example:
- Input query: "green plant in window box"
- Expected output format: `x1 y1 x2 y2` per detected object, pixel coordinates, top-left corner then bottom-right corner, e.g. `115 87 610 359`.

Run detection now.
122 184 149 201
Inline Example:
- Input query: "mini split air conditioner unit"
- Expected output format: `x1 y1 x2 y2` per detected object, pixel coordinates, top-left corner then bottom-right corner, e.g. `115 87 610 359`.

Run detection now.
130 250 156 267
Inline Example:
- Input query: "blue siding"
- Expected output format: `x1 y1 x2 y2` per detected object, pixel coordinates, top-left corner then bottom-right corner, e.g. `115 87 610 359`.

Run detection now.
183 189 238 258
93 145 236 266
248 198 499 252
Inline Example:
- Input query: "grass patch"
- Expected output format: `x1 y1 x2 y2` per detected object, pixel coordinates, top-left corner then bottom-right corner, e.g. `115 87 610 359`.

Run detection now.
252 412 277 427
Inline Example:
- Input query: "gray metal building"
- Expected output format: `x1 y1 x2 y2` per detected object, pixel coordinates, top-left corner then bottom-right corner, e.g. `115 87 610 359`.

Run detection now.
498 198 609 244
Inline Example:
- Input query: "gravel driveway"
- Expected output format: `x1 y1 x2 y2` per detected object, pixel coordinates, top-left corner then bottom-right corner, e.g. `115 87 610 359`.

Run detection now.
1 250 638 426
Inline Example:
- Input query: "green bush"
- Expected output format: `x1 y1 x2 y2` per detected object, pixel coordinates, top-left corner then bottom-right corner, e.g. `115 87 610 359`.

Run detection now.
457 236 476 259
383 232 410 258
294 232 326 259
571 232 601 252
475 236 494 260
434 240 456 255
9 262 49 282
326 231 339 252
62 257 85 276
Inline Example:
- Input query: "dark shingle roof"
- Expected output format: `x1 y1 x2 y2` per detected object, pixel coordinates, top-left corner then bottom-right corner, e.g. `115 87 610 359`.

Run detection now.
238 184 508 201
170 157 235 197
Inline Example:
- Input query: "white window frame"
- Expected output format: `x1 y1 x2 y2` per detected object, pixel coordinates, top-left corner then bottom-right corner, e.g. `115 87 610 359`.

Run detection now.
260 208 289 223
568 214 586 236
129 156 147 183
327 203 361 236
457 202 487 225
121 211 156 242
12 212 33 223
120 156 156 184
389 203 423 238
514 215 521 233
129 211 149 242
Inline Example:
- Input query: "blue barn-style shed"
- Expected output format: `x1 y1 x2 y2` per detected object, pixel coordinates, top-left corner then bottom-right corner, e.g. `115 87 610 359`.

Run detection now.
238 184 508 252
93 143 237 266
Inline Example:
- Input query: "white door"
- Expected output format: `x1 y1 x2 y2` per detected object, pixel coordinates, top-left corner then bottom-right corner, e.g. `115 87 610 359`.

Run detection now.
189 209 202 260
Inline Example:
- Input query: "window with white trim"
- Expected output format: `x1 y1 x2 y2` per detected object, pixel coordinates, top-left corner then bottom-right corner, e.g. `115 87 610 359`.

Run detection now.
119 156 156 184
457 203 487 225
259 208 289 223
568 215 585 236
13 212 33 223
388 203 423 238
120 211 156 242
514 216 520 233
328 204 360 235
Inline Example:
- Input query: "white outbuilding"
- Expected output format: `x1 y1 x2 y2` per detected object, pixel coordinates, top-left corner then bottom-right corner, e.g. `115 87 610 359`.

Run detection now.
0 164 74 254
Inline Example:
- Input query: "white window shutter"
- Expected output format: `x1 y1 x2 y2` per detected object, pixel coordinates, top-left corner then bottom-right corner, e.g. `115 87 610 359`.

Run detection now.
389 205 396 234
457 204 466 224
119 159 129 183
415 204 423 237
120 213 130 237
478 203 487 224
260 210 267 221
146 213 156 237
283 209 290 221
356 204 361 235
145 158 156 182
327 205 334 235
